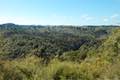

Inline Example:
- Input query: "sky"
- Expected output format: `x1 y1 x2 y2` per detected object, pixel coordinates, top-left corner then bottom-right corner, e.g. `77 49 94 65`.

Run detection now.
0 0 120 25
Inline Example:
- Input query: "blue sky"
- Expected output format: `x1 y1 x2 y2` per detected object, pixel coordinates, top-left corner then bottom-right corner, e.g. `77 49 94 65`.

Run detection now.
0 0 120 25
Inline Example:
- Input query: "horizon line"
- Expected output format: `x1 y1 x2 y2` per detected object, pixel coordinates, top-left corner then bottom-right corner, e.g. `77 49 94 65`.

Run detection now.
0 23 120 27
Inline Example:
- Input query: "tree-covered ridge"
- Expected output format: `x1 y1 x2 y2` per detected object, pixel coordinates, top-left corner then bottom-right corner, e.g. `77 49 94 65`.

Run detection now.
0 23 120 80
0 23 112 59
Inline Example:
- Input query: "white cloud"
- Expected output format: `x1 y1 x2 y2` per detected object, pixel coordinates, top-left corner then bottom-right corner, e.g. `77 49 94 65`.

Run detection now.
0 14 77 25
111 14 119 19
80 14 94 21
0 16 48 25
102 14 119 23
0 14 119 25
103 18 109 22
46 14 77 25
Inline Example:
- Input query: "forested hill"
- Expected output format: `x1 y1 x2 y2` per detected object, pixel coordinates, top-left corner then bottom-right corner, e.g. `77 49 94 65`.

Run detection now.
0 23 119 29
0 23 120 80
0 23 117 59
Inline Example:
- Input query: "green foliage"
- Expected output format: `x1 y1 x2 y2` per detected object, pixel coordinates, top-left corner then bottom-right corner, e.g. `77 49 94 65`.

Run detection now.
0 23 120 80
0 23 109 59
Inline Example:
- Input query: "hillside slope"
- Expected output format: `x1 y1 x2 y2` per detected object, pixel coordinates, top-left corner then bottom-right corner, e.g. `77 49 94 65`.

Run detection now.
0 24 120 80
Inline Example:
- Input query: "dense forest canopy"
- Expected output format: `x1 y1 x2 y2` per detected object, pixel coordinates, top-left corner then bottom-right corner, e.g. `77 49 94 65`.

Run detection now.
0 23 120 80
0 23 113 59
